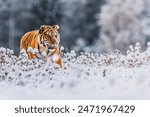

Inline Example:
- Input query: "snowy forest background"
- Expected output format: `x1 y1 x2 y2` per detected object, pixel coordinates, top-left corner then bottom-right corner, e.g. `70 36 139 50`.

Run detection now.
1 0 150 54
1 0 150 99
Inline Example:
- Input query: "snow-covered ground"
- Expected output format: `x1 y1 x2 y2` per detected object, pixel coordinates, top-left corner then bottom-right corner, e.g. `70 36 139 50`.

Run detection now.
0 43 150 99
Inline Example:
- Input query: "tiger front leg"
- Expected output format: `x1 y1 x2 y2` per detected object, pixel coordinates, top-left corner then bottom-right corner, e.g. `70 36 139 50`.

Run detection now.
51 53 63 68
56 57 63 68
28 52 37 60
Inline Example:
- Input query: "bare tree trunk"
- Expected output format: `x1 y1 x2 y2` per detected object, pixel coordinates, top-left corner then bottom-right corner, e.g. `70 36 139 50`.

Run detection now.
8 3 15 50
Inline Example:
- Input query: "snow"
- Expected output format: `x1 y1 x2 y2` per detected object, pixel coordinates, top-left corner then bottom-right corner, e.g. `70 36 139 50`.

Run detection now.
0 44 150 99
41 51 47 56
51 53 59 62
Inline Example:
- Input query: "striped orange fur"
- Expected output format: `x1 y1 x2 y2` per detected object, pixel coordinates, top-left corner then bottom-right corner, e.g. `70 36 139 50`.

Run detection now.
20 25 62 67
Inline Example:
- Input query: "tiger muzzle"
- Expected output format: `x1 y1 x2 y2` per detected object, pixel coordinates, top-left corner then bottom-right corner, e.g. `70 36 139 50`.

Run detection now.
48 44 57 49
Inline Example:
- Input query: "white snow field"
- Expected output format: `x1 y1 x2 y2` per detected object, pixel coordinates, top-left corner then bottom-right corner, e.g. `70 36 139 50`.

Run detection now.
0 43 150 99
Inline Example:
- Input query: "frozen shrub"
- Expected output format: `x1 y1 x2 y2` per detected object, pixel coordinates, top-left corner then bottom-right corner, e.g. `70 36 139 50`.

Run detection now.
1 44 150 88
1 44 150 99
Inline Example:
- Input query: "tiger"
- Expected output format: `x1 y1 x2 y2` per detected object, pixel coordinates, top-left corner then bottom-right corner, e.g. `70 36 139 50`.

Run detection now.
20 25 62 67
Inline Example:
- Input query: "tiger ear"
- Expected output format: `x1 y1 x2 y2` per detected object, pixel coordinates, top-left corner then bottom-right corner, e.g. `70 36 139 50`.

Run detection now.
53 25 59 30
39 25 46 34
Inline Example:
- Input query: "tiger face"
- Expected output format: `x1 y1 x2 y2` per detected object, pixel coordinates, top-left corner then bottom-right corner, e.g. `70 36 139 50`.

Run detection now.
38 25 60 56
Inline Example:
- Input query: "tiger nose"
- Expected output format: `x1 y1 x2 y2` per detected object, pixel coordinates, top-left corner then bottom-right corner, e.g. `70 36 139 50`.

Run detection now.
48 44 56 49
48 46 53 49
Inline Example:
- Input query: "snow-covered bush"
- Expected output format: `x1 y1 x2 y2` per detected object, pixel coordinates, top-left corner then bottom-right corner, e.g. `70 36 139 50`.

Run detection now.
1 44 150 99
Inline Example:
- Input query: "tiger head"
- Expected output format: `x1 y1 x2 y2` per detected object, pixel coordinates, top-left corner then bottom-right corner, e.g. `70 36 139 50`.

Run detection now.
38 25 60 56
